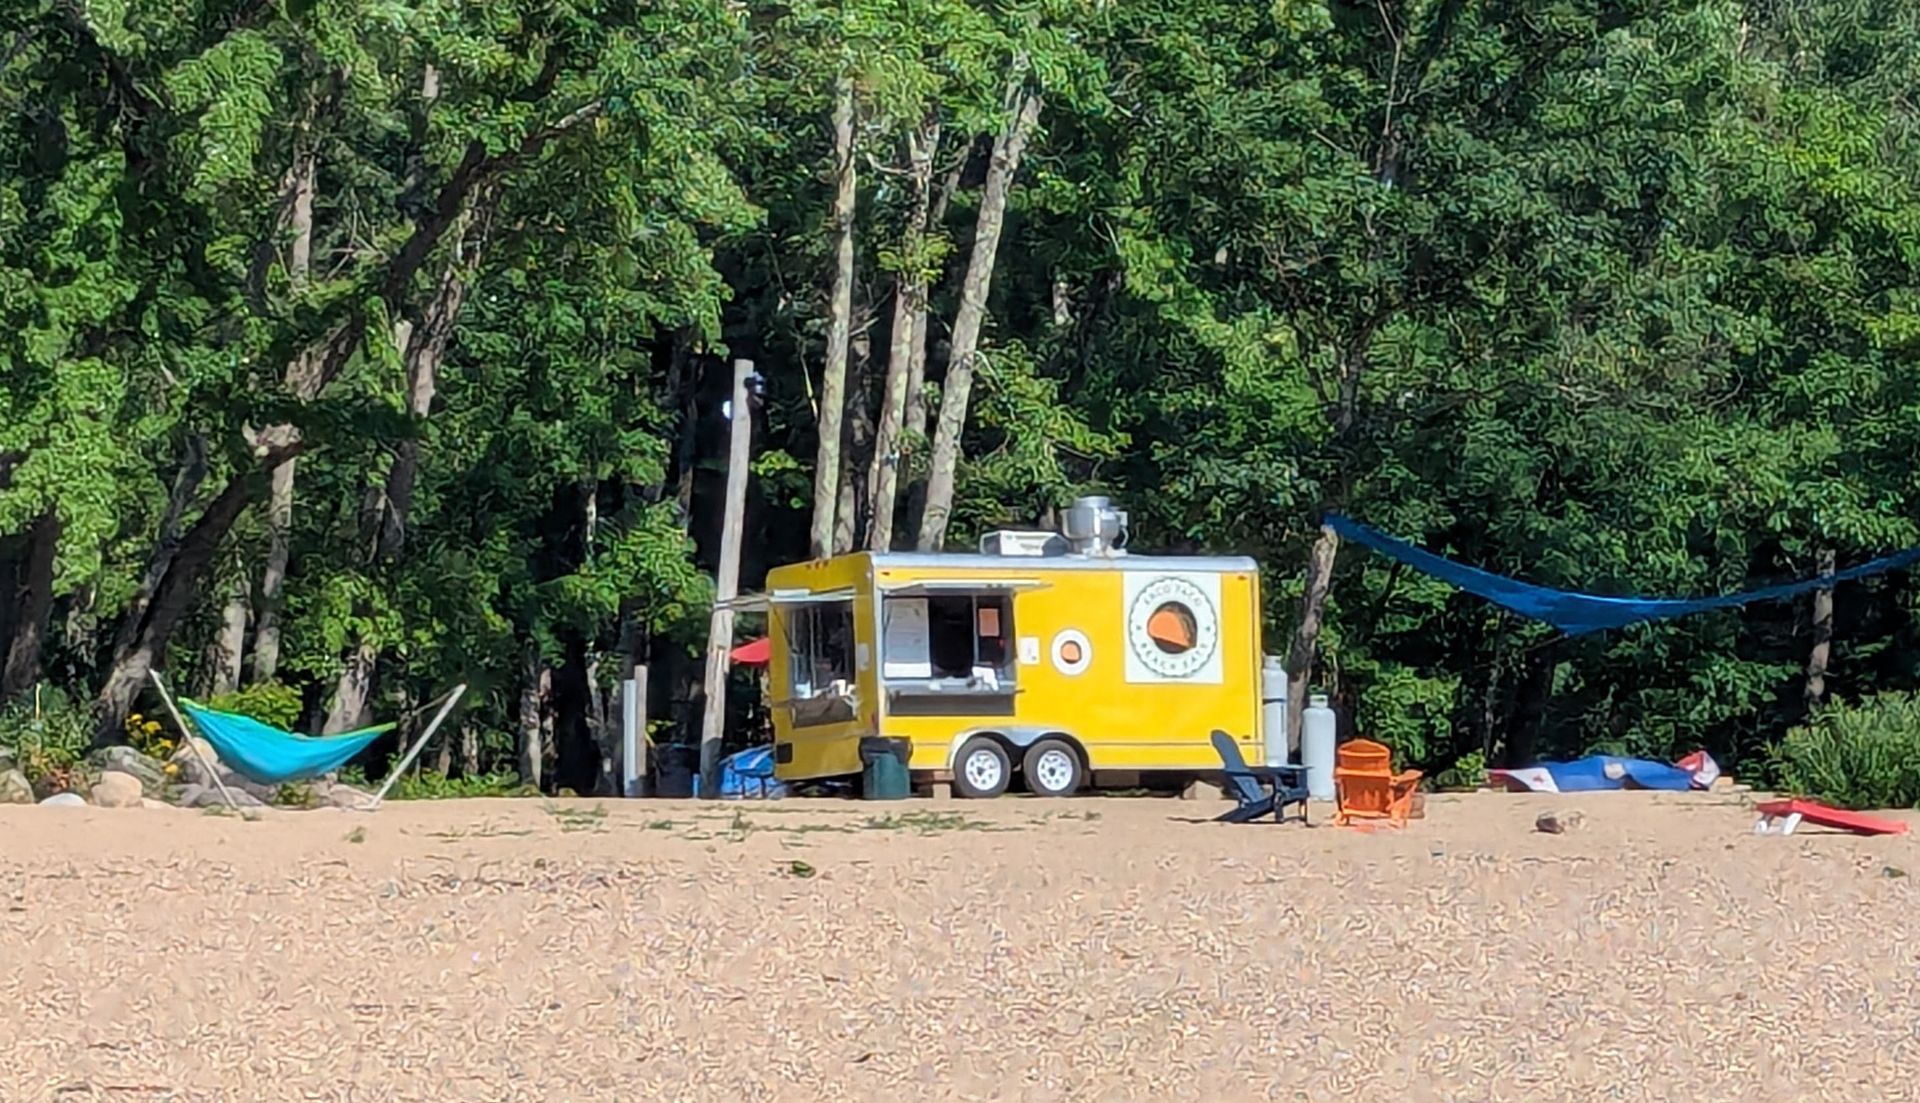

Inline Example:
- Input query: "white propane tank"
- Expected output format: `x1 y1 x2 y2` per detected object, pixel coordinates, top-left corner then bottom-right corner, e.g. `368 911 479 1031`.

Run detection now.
1302 694 1337 800
1261 656 1289 768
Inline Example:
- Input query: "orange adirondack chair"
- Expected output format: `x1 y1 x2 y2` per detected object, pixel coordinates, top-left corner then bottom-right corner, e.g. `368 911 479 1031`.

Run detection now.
1332 739 1422 827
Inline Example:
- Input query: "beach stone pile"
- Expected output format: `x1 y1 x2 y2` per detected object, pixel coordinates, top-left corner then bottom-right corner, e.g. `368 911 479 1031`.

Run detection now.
0 738 371 811
88 746 168 796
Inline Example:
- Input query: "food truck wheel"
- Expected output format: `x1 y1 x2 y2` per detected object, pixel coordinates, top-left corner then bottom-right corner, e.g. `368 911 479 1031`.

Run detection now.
953 738 1012 799
1022 739 1083 797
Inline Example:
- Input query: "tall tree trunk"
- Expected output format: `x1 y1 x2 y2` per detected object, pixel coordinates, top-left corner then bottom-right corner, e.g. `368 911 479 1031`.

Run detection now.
325 641 378 733
833 419 860 554
916 91 1043 551
585 649 619 796
207 575 249 696
1806 547 1836 707
247 147 319 685
286 148 316 290
1506 645 1558 768
896 156 965 538
867 119 939 551
95 450 296 743
245 141 320 684
0 539 21 675
215 584 251 686
459 721 480 777
667 332 699 513
375 254 475 561
519 644 548 791
833 331 873 554
1 511 60 702
247 458 294 683
1276 313 1379 751
1285 524 1340 754
809 76 858 559
109 436 208 668
93 95 596 743
1474 614 1508 764
540 676 556 790
326 216 488 724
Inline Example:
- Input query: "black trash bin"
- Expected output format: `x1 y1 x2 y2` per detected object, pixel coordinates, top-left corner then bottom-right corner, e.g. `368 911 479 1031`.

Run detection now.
653 744 698 798
859 737 912 801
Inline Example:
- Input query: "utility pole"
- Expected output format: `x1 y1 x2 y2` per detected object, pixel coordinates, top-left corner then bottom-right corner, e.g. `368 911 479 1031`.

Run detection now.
700 358 754 796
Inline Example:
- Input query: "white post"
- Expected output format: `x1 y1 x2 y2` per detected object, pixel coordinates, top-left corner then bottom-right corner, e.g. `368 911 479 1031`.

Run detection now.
622 664 649 797
700 358 754 797
147 670 241 812
365 684 467 810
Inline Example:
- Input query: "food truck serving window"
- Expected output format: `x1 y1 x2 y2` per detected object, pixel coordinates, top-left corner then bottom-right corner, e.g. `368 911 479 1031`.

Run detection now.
782 599 856 727
882 591 1014 690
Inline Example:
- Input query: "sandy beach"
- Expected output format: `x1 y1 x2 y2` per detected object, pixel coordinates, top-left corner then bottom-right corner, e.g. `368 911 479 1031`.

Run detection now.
1 789 1915 1101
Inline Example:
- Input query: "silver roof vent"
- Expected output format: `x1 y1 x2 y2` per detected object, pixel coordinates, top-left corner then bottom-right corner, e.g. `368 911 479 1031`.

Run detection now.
1062 496 1128 557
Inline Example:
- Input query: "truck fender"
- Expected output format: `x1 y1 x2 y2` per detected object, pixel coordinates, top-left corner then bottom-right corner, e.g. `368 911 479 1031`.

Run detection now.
944 726 1083 770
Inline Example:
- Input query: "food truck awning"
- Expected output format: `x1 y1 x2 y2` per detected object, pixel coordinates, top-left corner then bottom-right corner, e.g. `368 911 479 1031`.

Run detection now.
715 587 856 613
876 578 1049 596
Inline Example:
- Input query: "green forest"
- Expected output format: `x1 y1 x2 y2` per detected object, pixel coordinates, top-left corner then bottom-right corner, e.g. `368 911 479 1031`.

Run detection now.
3 0 1919 795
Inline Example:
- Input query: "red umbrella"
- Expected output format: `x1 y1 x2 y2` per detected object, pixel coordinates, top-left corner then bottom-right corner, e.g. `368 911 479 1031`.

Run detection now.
729 637 771 665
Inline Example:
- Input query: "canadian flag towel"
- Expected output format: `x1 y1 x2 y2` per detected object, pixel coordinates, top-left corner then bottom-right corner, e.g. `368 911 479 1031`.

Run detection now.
1676 750 1719 790
1488 751 1719 793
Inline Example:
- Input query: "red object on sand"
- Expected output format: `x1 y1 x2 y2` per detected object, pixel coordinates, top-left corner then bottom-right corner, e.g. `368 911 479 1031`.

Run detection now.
1753 798 1909 836
1676 749 1720 789
729 637 771 665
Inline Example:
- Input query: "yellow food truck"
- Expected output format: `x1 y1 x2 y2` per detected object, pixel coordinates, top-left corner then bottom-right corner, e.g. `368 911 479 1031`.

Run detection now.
751 497 1266 798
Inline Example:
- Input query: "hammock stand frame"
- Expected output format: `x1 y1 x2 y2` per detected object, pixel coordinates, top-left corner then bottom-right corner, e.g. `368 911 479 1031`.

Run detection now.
148 670 466 812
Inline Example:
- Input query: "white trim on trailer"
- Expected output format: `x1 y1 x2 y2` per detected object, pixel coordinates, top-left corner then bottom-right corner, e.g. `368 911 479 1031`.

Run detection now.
717 587 859 613
877 578 1049 595
871 552 1258 574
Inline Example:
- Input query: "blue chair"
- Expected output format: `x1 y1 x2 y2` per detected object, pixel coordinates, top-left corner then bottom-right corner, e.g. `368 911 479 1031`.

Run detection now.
1209 730 1310 824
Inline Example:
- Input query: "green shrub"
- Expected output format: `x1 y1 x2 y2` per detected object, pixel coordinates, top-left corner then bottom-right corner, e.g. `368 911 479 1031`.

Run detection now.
1772 693 1920 810
337 764 532 800
203 682 303 730
1432 749 1487 791
1347 661 1457 769
0 687 94 795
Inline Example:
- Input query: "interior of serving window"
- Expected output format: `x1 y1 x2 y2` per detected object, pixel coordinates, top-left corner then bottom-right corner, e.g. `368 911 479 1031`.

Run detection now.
880 591 1015 693
781 599 857 727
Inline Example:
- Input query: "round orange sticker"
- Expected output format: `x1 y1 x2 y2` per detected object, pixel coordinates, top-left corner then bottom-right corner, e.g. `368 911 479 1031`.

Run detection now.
1051 629 1092 675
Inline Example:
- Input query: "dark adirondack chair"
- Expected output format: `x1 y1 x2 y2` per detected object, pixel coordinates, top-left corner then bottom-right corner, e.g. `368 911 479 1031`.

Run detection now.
1209 729 1310 825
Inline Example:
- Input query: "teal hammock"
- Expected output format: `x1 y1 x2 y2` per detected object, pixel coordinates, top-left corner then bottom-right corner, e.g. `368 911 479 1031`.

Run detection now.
1327 515 1920 636
179 700 393 785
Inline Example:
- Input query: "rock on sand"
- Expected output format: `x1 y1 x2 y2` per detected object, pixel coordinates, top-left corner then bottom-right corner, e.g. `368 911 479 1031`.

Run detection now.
87 746 168 796
0 768 33 805
91 771 144 808
1536 809 1587 834
176 783 263 809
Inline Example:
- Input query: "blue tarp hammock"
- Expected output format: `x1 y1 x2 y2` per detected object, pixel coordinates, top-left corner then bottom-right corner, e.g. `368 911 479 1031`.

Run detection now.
177 700 393 785
1327 514 1920 636
146 671 467 808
